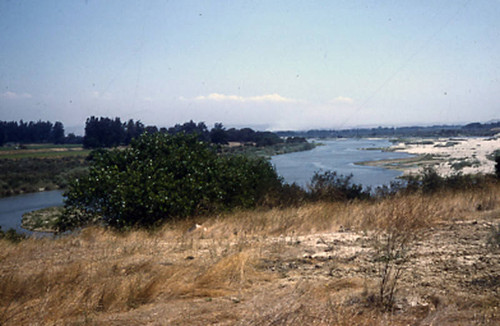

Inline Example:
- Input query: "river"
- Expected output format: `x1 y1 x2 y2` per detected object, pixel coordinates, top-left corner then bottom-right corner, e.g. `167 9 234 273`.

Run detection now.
1 138 412 233
271 138 412 188
0 190 64 234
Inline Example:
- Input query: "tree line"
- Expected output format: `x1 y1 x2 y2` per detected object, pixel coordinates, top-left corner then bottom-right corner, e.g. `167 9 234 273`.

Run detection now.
82 116 293 149
0 117 306 149
0 120 75 146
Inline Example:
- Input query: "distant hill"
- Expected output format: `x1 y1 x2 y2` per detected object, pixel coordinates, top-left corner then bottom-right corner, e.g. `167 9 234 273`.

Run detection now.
276 121 500 139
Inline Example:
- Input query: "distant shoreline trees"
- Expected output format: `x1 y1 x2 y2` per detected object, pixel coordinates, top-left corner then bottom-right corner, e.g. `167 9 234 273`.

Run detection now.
0 120 79 146
82 116 286 149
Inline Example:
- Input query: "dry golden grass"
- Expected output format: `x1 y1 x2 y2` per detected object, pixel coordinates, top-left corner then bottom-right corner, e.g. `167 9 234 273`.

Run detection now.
1 182 499 325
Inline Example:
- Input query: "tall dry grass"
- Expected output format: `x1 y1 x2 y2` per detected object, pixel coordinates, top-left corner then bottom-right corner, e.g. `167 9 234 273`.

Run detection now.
197 181 500 239
0 182 499 324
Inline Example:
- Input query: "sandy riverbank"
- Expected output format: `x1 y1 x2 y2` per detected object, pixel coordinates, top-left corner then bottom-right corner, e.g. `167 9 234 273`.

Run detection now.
359 135 500 177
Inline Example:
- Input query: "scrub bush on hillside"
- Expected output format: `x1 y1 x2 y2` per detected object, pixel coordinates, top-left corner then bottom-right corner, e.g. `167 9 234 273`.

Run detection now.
58 133 282 230
308 171 370 202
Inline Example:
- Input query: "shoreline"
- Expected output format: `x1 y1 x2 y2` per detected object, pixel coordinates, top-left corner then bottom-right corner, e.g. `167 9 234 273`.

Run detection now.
357 135 500 176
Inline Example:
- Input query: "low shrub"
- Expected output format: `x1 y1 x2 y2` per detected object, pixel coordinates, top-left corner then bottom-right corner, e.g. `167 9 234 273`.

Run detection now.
308 171 370 202
0 226 26 243
404 167 495 194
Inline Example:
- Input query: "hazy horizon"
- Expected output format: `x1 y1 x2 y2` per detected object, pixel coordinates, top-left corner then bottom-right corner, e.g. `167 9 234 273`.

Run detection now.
1 1 499 132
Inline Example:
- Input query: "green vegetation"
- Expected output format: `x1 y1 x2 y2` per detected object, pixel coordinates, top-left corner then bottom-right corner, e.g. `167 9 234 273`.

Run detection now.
82 117 289 149
0 226 26 243
0 157 88 197
59 133 282 230
404 167 495 195
308 171 369 202
450 158 480 171
0 143 89 159
487 149 500 162
0 149 91 159
222 141 317 158
0 133 315 199
58 128 499 232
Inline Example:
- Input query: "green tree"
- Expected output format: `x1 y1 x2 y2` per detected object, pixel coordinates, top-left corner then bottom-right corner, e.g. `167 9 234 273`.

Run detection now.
51 121 65 144
83 116 125 148
210 123 228 145
59 132 281 230
309 171 368 201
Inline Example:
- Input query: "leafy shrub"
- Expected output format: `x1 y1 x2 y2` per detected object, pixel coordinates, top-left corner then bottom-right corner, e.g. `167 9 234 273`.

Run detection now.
410 167 442 193
0 226 26 243
308 171 369 202
405 167 493 194
59 133 282 230
261 182 308 208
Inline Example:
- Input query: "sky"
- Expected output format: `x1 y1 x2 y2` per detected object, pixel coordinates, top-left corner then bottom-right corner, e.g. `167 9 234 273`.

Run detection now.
1 0 499 133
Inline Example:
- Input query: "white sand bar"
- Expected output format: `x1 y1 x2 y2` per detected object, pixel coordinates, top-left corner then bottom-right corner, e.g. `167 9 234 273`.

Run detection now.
390 135 500 176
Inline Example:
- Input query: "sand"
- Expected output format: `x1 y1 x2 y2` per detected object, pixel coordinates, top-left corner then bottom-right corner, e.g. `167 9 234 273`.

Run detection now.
388 135 500 176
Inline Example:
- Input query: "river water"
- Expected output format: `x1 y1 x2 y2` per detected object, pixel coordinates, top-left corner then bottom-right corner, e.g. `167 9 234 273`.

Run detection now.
1 138 412 233
0 190 64 234
271 138 412 188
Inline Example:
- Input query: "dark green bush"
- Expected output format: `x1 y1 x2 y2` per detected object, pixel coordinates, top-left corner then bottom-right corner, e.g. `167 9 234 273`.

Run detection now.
0 226 26 243
404 166 494 194
406 167 442 193
308 171 370 202
59 133 282 230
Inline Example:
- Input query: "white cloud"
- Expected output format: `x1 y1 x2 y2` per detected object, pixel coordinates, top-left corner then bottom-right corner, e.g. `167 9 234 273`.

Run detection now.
190 93 298 103
0 91 32 99
249 94 297 103
194 93 244 101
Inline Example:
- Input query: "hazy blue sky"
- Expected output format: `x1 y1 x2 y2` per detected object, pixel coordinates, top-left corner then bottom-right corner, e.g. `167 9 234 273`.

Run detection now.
1 0 499 133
